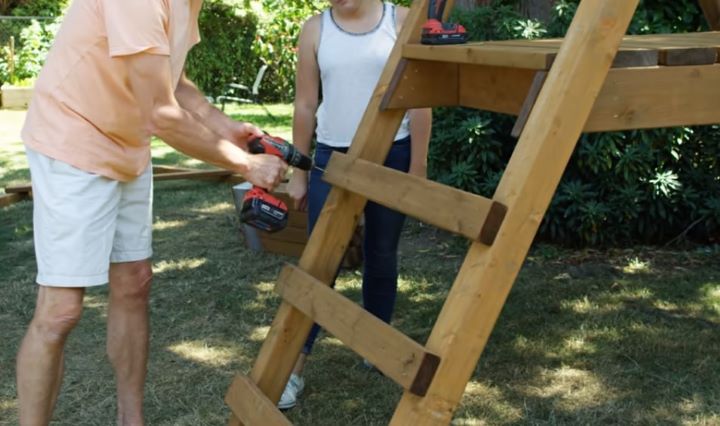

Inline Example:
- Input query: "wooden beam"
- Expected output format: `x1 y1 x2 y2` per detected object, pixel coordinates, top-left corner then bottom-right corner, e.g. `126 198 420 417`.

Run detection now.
403 42 556 69
228 1 433 424
381 59 459 110
225 375 292 426
323 152 506 245
511 71 547 138
390 1 639 424
382 62 536 115
275 264 441 396
700 0 720 30
387 63 720 134
585 64 720 132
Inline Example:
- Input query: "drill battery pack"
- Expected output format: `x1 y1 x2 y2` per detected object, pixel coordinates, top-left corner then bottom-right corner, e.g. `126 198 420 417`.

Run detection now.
421 19 468 45
240 187 288 233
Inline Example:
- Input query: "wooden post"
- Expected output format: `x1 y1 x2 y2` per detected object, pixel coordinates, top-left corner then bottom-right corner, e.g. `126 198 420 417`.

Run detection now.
699 0 720 29
390 0 640 424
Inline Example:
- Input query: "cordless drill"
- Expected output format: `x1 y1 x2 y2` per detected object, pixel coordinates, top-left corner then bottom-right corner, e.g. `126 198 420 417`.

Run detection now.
421 0 468 45
240 134 312 233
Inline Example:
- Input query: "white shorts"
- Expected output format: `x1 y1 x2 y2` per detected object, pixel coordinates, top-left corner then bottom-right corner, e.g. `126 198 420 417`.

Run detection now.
26 147 153 287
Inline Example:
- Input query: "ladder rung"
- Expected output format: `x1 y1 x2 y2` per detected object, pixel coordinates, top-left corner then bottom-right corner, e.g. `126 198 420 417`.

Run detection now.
275 264 440 396
323 152 507 245
225 374 292 426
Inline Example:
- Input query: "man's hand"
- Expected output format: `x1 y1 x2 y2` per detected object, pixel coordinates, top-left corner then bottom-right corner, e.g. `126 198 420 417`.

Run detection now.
245 154 288 191
228 121 264 149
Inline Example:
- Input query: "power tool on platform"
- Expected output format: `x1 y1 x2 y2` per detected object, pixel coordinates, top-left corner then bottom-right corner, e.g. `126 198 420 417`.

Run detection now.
240 134 312 233
421 0 468 45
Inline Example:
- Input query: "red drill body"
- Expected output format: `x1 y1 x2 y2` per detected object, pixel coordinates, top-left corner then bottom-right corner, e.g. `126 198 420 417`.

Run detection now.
240 134 312 233
421 0 468 45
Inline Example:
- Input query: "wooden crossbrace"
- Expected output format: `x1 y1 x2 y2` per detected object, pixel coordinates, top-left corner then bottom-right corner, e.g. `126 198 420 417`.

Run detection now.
220 1 720 424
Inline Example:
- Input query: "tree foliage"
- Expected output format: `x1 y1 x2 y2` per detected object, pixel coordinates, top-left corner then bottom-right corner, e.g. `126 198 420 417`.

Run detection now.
429 0 720 246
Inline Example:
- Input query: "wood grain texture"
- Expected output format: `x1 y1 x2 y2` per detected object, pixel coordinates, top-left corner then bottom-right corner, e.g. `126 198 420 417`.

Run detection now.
275 264 440 396
391 1 640 424
323 152 505 243
224 375 292 426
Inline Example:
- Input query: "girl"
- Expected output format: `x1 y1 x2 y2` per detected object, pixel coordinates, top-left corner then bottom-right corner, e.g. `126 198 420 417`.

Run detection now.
283 0 432 409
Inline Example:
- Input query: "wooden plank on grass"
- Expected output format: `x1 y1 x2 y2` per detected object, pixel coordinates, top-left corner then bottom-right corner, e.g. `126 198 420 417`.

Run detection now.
0 193 28 207
225 375 291 426
153 169 235 182
275 264 440 396
4 184 31 194
323 152 507 245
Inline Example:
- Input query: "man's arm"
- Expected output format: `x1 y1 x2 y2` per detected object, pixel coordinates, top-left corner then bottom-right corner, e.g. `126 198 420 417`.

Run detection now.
121 53 287 189
174 74 259 150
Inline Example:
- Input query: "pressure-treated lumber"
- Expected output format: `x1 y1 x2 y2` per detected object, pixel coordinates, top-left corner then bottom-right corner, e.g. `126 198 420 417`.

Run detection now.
225 2 432 425
275 264 440 396
225 375 292 426
323 152 507 244
390 1 639 424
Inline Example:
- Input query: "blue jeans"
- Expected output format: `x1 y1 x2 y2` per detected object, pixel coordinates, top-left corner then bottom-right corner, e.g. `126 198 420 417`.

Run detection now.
302 136 411 354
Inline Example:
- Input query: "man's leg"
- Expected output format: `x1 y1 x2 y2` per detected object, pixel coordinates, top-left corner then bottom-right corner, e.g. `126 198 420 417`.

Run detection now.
107 259 152 426
17 285 85 425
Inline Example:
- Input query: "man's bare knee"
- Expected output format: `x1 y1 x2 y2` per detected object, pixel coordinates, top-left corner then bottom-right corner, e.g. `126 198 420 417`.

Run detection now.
110 261 153 303
32 295 84 344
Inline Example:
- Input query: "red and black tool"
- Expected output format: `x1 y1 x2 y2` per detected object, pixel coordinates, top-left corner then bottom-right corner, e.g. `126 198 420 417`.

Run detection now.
421 0 468 45
240 134 312 233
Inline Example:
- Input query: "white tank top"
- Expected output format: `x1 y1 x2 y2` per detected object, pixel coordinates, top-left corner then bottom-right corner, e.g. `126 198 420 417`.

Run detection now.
315 2 411 148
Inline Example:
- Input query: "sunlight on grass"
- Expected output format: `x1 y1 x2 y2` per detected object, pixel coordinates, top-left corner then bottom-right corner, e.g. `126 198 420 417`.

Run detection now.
0 399 17 411
562 296 599 314
623 257 652 274
195 202 234 214
83 295 108 311
530 366 611 410
167 341 234 367
154 258 207 274
461 381 522 422
154 219 188 231
254 281 276 292
702 284 720 314
249 325 270 342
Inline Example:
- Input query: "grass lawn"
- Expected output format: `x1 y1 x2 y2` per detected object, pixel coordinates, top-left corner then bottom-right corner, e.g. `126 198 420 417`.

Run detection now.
1 104 720 425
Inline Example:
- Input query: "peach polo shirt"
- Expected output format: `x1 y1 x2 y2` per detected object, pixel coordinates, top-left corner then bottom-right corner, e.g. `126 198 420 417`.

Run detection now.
22 0 202 181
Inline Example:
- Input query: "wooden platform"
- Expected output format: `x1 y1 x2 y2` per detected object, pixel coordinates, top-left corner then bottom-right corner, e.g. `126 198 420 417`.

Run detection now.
403 31 720 69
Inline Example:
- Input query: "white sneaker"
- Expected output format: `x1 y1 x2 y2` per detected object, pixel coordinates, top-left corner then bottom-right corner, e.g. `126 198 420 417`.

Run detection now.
278 373 305 410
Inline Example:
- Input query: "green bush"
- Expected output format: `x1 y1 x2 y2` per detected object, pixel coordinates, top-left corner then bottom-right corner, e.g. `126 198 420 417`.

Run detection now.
185 0 259 98
429 0 720 246
250 0 324 101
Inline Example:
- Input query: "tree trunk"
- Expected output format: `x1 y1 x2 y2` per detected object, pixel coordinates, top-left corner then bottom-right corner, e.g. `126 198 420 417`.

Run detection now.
518 0 555 23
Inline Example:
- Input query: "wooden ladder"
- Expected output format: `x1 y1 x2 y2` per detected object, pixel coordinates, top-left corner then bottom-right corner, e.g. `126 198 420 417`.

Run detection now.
224 1 720 424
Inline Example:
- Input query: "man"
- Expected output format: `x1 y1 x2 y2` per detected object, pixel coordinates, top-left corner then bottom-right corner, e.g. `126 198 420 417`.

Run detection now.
15 0 286 424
